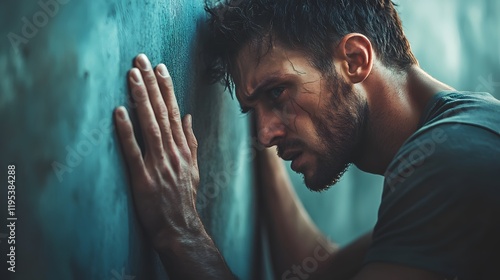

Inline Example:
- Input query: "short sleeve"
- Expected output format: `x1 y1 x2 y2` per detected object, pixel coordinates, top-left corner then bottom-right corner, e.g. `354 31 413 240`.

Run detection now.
364 124 500 279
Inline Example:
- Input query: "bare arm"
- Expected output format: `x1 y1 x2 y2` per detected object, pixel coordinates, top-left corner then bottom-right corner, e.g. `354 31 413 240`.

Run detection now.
114 54 234 279
257 147 371 280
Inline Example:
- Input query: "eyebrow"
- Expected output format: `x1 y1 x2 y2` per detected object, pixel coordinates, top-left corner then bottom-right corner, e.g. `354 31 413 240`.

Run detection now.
239 73 288 110
243 74 286 102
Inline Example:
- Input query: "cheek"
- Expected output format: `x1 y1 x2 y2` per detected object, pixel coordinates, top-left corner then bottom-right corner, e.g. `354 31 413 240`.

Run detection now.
273 98 299 131
280 91 318 131
282 101 323 144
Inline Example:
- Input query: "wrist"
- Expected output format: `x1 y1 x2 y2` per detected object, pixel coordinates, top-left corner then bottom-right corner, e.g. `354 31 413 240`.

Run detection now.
151 215 208 253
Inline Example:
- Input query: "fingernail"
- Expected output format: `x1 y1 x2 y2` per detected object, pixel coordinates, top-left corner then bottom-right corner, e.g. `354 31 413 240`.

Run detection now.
137 54 150 71
157 64 170 77
130 69 142 84
117 107 128 120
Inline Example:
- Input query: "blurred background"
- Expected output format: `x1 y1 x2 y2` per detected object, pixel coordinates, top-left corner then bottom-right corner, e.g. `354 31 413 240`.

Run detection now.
0 0 498 279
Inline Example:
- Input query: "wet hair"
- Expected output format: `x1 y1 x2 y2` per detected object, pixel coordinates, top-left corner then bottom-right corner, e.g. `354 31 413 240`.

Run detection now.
205 0 417 93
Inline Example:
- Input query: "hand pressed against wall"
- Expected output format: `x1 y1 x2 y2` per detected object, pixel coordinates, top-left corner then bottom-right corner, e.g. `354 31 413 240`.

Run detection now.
114 54 202 249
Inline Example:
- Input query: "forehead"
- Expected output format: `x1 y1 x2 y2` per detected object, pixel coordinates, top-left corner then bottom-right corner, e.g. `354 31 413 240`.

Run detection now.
232 40 315 99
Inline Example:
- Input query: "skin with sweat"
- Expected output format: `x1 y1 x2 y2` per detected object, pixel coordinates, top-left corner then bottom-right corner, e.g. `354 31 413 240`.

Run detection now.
234 40 367 191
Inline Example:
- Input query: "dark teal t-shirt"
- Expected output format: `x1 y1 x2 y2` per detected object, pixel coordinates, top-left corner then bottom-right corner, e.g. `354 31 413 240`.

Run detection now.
364 91 500 279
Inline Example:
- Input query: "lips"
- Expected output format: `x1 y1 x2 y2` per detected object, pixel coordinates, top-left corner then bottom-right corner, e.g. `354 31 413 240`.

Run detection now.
279 147 304 172
280 150 302 161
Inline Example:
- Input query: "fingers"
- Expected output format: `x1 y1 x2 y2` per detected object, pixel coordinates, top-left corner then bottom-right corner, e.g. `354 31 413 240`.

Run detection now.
114 106 147 181
183 114 200 189
134 54 175 151
129 54 192 165
129 68 164 156
182 114 199 168
155 63 188 148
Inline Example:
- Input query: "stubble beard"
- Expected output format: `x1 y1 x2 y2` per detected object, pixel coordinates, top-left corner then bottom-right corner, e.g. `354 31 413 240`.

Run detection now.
304 74 369 192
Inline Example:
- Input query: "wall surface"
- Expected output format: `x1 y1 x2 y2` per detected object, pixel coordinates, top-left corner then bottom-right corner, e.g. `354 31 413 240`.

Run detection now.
1 0 499 280
0 0 255 279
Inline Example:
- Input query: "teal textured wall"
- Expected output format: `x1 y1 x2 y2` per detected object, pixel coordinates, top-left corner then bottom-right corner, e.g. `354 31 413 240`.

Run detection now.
0 0 255 279
1 0 499 280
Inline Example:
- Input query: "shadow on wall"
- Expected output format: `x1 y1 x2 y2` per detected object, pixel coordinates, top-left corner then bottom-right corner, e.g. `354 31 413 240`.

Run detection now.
0 1 256 279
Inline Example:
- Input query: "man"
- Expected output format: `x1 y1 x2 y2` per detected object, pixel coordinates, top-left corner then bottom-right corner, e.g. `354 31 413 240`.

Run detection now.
113 0 500 279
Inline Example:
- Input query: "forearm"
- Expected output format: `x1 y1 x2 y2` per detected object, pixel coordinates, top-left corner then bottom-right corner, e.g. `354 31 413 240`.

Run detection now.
322 232 372 280
257 148 335 276
257 148 371 279
154 226 236 279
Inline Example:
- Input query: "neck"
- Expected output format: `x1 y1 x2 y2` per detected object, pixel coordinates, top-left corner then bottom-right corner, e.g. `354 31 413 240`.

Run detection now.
353 64 454 175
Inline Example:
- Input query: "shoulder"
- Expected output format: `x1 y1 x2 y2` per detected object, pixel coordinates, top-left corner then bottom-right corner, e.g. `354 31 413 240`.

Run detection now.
364 94 500 278
384 122 500 195
420 91 500 137
381 122 500 230
368 123 500 278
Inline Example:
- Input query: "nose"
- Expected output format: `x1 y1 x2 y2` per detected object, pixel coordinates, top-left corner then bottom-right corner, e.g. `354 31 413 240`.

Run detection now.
255 108 286 147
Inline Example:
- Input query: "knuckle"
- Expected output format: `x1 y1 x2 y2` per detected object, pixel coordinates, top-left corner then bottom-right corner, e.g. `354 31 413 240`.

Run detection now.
144 177 156 190
157 105 170 121
158 162 171 176
146 123 162 139
189 142 198 154
170 155 181 169
143 72 157 85
170 107 181 119
180 148 191 160
159 116 171 131
131 87 147 103
191 137 198 149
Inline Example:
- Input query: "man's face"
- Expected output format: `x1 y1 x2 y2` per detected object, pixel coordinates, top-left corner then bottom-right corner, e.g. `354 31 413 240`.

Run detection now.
234 41 368 191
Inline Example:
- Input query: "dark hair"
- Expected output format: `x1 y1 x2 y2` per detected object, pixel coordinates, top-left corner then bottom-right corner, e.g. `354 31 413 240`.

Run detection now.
205 0 417 92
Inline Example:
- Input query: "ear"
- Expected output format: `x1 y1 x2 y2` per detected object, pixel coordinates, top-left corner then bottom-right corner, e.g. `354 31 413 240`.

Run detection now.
335 33 373 84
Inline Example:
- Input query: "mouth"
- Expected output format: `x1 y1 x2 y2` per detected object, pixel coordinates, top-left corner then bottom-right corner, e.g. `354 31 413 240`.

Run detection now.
280 150 302 161
281 150 303 172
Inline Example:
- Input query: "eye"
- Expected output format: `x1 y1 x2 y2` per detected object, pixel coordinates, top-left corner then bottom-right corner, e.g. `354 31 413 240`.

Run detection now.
269 87 285 101
240 106 253 115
